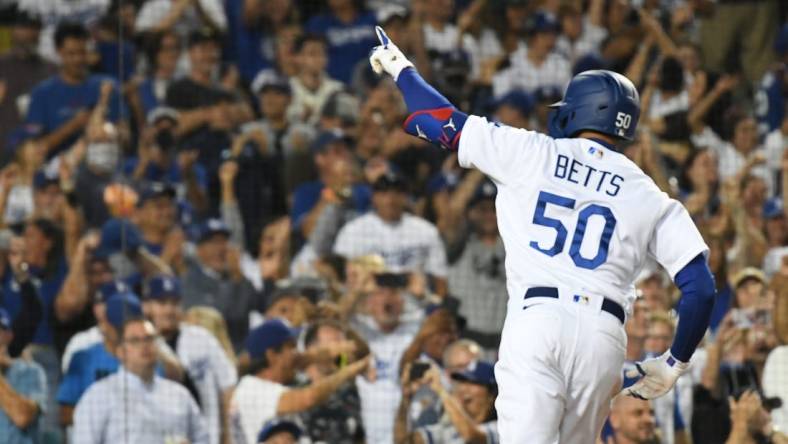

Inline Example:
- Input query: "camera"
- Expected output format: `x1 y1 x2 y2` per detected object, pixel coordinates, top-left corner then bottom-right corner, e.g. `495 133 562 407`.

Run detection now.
374 272 408 289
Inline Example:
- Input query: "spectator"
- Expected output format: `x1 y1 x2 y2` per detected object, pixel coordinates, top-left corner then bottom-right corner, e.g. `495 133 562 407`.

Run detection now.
334 171 448 295
72 315 208 444
291 130 370 241
165 27 253 200
25 23 126 157
132 182 186 270
0 235 43 359
491 91 534 129
287 34 344 126
395 360 499 444
299 319 365 443
180 218 261 350
351 269 423 443
305 0 378 85
15 0 112 63
607 395 658 444
225 0 300 83
555 0 607 65
400 308 459 373
447 181 506 352
183 305 236 363
256 419 302 444
57 291 140 426
144 274 238 444
130 32 182 122
491 11 571 98
642 312 693 444
755 25 788 136
0 12 55 160
725 390 788 444
763 274 788 434
229 318 369 444
59 280 124 374
0 307 47 444
134 0 227 37
0 126 45 226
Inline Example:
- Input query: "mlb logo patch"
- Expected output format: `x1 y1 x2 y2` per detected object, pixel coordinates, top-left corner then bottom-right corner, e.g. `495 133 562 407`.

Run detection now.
573 294 590 305
588 146 604 158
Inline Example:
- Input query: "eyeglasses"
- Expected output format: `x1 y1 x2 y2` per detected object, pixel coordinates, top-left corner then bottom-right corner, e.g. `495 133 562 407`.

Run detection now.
122 334 158 346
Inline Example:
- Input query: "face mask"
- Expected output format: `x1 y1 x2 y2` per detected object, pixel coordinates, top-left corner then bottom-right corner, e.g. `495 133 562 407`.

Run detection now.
86 142 120 173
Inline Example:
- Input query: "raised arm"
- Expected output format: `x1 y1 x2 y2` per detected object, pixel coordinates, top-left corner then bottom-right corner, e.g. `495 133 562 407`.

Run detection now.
369 27 467 152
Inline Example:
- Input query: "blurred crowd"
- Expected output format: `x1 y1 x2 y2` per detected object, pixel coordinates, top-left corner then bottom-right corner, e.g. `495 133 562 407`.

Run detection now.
0 0 786 443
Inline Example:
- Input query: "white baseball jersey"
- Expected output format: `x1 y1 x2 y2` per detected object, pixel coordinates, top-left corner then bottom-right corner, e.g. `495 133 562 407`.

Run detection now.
458 115 708 313
174 324 238 444
333 212 448 277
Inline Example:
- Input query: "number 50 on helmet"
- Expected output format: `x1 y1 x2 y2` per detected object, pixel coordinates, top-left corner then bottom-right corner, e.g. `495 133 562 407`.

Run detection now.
548 70 641 141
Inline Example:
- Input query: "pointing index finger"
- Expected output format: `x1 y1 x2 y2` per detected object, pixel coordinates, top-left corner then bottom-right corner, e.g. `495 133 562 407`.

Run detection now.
375 26 390 48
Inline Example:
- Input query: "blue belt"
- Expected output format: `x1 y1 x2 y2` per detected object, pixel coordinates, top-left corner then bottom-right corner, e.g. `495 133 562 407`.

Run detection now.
524 286 626 324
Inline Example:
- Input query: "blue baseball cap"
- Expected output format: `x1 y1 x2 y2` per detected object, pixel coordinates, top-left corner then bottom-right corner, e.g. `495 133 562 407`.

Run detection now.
0 308 11 330
469 180 497 206
311 129 352 154
244 319 299 360
144 275 181 300
192 218 231 243
105 292 143 332
251 70 292 95
96 218 144 257
95 280 131 304
526 11 560 35
494 90 534 117
257 419 302 442
137 182 175 206
451 360 497 390
764 197 784 219
33 169 60 190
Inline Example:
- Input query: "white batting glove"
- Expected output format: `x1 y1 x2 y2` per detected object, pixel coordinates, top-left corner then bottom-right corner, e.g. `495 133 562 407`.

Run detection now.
621 351 689 400
369 26 414 81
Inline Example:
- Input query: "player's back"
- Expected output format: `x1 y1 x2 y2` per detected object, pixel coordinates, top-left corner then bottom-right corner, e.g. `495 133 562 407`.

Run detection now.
458 116 704 312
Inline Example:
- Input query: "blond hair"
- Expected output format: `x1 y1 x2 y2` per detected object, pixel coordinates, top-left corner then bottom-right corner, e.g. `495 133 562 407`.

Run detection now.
184 306 237 364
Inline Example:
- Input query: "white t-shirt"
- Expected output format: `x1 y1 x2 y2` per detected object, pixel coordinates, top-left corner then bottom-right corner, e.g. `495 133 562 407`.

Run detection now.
491 44 572 98
229 376 287 444
351 314 422 444
135 0 227 35
555 18 608 64
763 346 788 434
458 116 708 315
334 212 448 277
175 325 238 444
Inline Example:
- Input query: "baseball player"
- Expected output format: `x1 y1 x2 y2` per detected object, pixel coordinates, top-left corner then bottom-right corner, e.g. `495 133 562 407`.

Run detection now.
369 27 716 443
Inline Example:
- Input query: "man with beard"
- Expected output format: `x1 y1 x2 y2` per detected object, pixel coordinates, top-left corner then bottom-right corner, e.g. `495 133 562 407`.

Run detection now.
608 395 659 444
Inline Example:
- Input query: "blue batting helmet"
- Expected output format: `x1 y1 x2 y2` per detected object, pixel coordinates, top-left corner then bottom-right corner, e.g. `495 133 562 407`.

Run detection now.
548 70 640 141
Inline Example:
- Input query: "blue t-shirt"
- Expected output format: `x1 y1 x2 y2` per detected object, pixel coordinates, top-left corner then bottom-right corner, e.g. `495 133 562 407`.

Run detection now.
26 74 128 156
291 181 372 228
136 78 161 117
224 0 276 82
0 360 47 444
57 342 164 406
305 11 378 84
1 258 68 346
